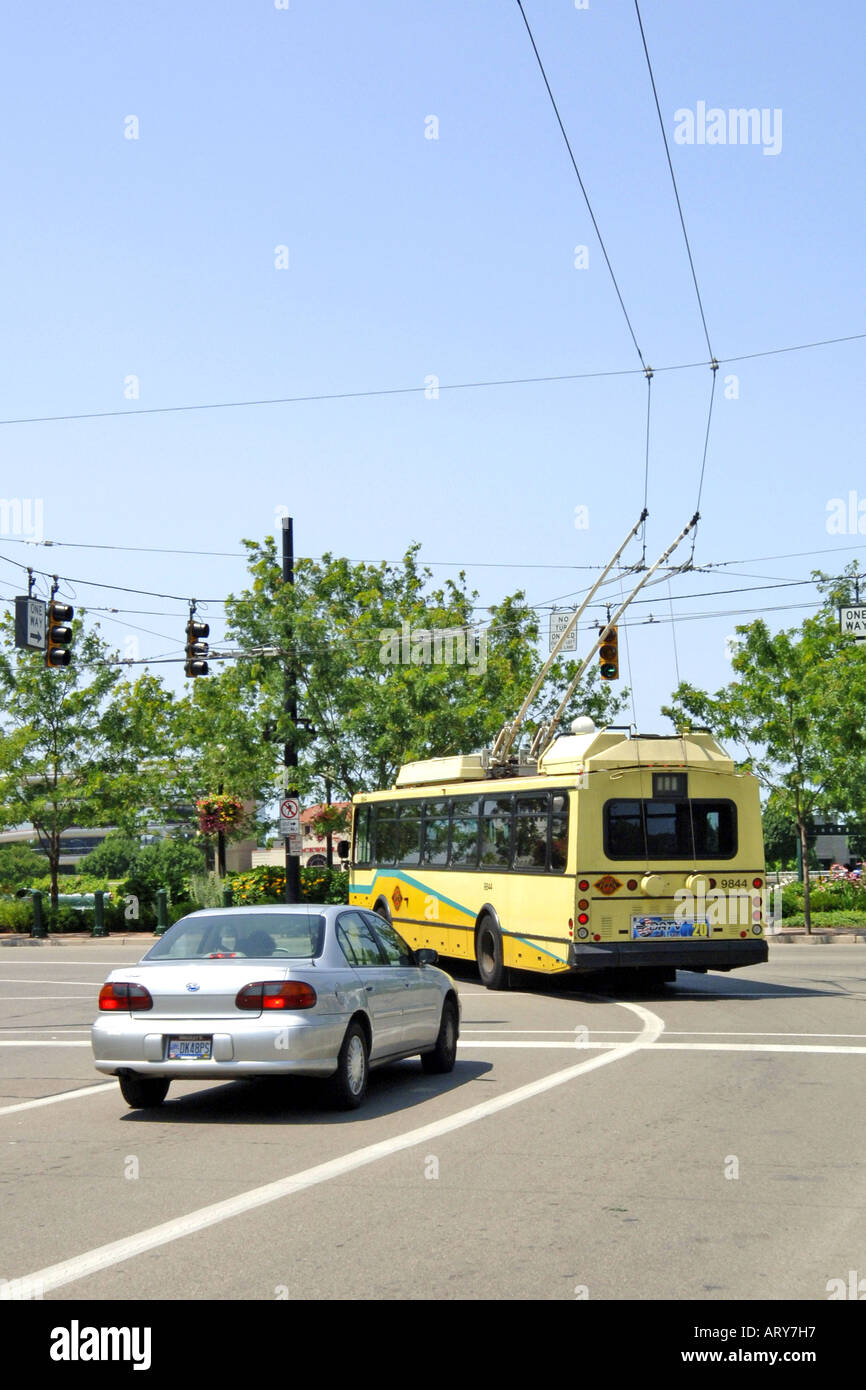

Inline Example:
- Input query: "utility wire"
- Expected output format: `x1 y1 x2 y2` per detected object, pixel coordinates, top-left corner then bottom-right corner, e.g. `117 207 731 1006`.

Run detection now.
515 0 646 369
633 0 714 361
0 333 861 430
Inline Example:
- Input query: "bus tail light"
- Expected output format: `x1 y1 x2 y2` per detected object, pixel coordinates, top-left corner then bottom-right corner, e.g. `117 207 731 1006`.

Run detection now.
578 879 590 891
577 913 589 925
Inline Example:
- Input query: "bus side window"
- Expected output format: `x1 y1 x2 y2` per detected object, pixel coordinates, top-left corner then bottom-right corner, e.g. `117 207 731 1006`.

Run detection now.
550 793 569 872
481 796 512 867
514 795 548 870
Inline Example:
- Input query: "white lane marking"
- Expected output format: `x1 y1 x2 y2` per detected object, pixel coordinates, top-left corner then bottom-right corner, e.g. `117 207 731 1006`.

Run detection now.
0 1083 115 1116
0 999 664 1299
458 1040 866 1055
461 1028 866 1039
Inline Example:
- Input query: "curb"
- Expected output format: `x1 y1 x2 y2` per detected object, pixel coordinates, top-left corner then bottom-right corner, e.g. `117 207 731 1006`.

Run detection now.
0 934 160 948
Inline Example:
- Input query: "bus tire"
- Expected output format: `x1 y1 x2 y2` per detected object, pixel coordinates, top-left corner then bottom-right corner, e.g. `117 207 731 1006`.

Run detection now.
476 917 509 991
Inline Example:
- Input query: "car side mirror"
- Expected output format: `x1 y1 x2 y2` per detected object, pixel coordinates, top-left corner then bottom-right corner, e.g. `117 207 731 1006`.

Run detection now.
415 948 438 966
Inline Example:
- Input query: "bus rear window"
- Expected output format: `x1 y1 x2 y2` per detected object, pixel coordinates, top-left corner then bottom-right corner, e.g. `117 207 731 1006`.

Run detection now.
604 799 737 859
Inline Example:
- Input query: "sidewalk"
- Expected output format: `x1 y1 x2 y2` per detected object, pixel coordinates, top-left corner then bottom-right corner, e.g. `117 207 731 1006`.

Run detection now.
2 928 865 947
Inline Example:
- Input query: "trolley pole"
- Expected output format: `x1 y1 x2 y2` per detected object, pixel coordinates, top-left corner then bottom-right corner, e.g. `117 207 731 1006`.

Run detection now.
282 516 301 904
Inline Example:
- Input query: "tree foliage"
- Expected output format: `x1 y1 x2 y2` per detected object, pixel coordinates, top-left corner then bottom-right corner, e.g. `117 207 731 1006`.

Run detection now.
224 539 627 800
663 565 866 929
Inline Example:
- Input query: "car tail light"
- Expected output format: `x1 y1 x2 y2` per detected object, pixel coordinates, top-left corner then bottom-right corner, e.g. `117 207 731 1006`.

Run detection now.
235 981 317 1011
98 982 153 1011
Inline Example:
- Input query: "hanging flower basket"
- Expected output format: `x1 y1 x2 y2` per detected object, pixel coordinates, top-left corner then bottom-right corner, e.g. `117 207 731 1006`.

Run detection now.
196 794 245 837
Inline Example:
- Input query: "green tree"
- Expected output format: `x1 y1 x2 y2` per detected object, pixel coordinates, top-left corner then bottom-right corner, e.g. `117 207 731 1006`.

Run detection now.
224 540 627 802
663 572 866 932
0 611 177 907
0 843 48 890
78 831 142 879
760 796 800 869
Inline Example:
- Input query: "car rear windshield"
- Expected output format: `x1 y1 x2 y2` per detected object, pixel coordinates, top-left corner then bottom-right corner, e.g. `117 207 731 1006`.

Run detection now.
143 913 326 961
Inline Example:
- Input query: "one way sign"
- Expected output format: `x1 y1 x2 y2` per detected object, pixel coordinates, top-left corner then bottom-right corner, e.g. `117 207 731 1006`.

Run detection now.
839 606 866 642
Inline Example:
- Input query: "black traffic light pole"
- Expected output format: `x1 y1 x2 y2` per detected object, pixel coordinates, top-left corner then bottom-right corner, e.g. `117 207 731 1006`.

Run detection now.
282 517 301 904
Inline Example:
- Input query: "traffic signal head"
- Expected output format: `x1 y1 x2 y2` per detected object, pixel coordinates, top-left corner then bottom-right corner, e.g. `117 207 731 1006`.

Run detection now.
45 601 74 668
185 619 210 678
598 625 619 680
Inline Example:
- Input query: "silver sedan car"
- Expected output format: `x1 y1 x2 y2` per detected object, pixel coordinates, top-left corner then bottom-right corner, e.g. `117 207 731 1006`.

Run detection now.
91 905 461 1110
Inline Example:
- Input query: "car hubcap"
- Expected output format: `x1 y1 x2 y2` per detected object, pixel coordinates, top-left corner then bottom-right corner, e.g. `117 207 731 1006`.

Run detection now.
347 1036 365 1093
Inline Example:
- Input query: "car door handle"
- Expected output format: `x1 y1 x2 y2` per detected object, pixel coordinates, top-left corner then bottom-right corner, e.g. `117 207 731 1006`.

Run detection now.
364 983 375 992
403 981 411 988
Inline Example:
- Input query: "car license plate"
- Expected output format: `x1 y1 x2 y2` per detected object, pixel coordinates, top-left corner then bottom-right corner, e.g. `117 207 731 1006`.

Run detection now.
631 916 710 940
167 1036 212 1060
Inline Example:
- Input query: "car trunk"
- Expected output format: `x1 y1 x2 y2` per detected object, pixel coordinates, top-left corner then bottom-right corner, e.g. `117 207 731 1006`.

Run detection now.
131 963 292 1020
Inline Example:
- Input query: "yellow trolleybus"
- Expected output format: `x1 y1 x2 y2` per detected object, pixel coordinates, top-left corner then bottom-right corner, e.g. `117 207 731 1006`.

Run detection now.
349 721 769 989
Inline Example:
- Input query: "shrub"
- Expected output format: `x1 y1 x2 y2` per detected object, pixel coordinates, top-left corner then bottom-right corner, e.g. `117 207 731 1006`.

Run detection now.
0 899 34 933
226 865 348 906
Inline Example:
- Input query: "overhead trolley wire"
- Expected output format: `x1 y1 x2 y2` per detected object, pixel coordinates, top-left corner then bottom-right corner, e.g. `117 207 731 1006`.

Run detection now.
514 0 647 372
0 333 861 430
633 0 714 362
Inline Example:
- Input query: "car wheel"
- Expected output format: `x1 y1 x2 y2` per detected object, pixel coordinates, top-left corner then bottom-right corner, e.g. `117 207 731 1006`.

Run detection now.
332 1021 369 1109
421 999 459 1074
118 1075 170 1109
476 917 509 990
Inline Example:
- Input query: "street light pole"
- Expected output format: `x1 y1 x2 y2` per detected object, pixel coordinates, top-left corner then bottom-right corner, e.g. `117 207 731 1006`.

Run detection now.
282 516 301 904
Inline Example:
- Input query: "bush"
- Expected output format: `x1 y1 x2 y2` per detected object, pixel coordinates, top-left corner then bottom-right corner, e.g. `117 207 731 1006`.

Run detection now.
0 899 35 933
226 865 348 906
119 839 207 906
188 873 227 910
78 833 141 878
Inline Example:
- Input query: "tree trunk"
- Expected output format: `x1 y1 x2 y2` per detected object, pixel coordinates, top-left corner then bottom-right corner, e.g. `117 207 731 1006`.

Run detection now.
799 819 811 934
325 779 333 869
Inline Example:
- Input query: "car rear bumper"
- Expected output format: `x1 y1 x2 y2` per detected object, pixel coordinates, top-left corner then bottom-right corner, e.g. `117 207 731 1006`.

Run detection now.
91 1012 347 1079
568 938 769 972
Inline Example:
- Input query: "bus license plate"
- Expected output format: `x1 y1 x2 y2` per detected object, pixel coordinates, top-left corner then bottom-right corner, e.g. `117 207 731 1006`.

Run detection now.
167 1036 212 1060
631 916 709 940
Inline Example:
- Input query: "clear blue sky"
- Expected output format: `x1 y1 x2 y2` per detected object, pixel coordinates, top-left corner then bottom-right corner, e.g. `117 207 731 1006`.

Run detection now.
1 0 864 730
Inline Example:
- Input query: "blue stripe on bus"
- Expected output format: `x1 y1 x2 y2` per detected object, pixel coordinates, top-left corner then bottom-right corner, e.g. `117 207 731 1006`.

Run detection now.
351 870 475 920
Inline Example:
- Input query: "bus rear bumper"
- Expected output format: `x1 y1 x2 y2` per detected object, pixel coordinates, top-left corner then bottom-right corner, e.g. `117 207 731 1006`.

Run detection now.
568 938 769 973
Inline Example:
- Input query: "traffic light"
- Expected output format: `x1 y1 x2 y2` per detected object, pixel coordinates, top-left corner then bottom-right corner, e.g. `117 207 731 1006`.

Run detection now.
185 619 210 678
598 625 619 680
45 601 74 668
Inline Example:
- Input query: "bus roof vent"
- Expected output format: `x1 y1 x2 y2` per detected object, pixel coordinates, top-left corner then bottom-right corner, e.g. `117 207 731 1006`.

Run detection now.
395 752 490 788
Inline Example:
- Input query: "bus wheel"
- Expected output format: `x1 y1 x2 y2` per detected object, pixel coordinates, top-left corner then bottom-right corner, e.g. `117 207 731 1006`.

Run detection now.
476 918 509 990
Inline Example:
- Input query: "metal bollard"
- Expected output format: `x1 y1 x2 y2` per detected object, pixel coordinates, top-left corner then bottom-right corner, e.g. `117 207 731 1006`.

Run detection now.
31 890 46 939
154 888 168 935
222 885 233 908
92 890 107 938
